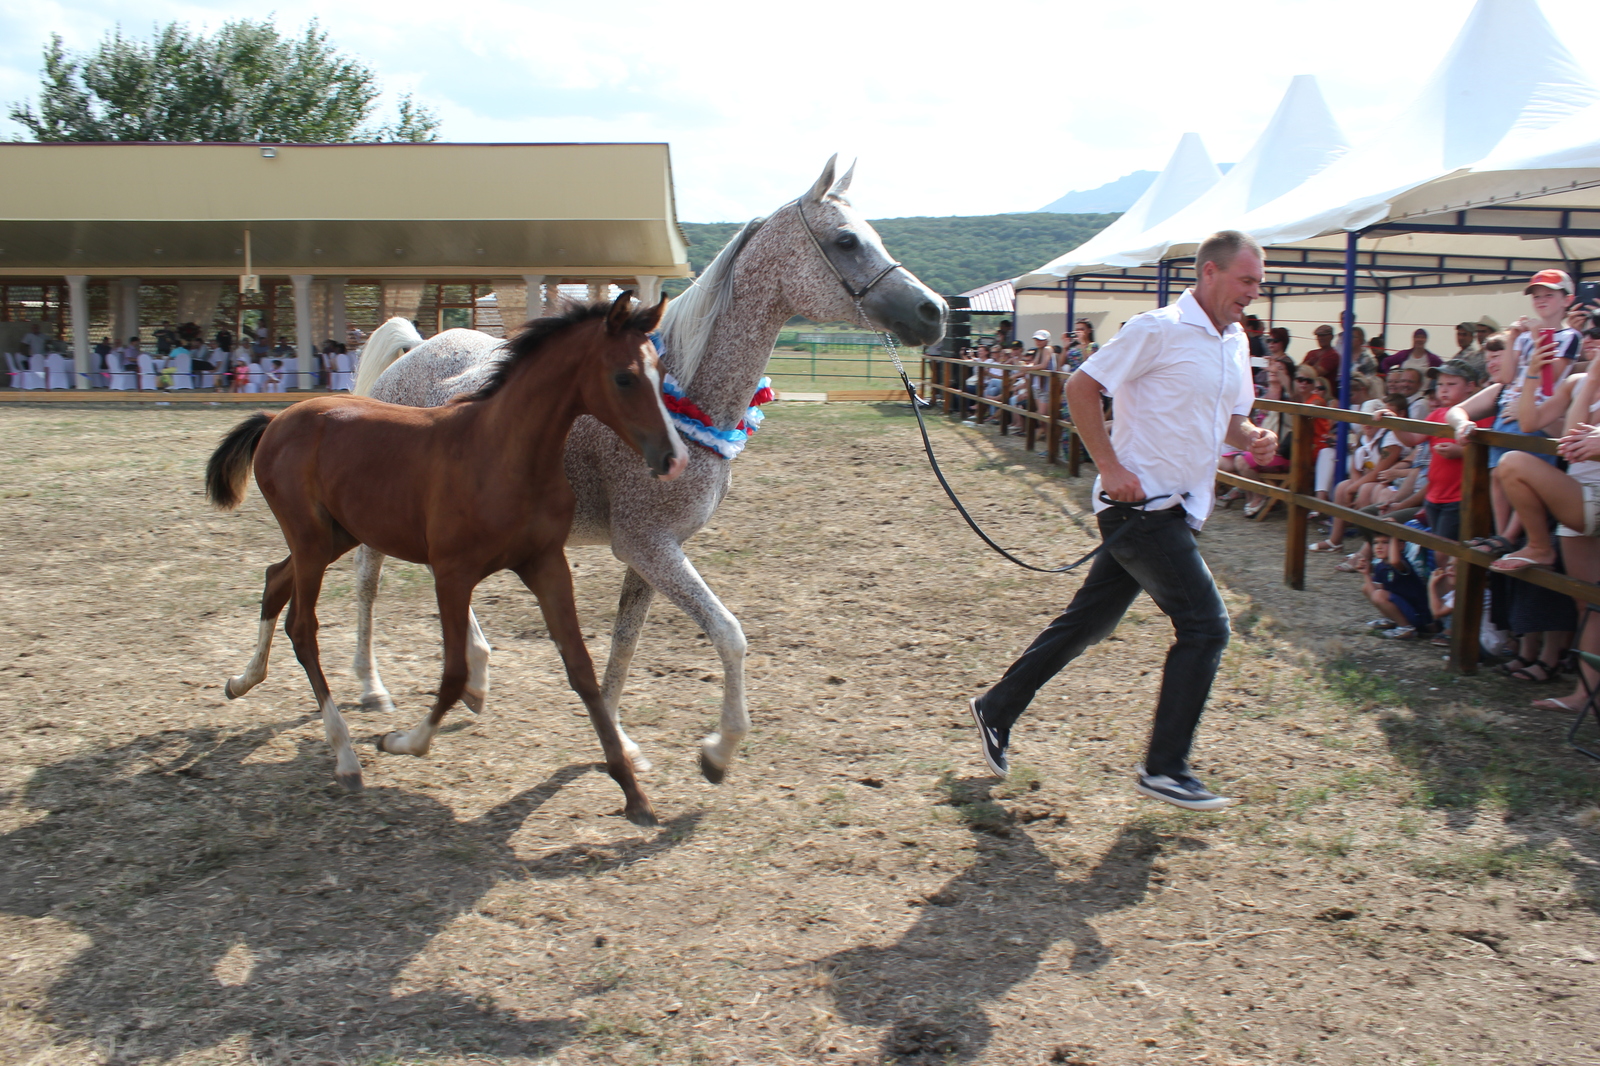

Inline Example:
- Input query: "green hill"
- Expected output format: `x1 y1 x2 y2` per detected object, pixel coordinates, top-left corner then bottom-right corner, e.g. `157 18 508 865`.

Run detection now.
671 211 1118 298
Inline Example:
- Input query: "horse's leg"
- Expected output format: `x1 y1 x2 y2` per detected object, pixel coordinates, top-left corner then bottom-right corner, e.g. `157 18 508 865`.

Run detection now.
283 547 363 792
623 541 747 784
379 571 475 757
462 606 492 715
225 555 293 699
599 566 656 770
350 545 396 714
516 553 655 827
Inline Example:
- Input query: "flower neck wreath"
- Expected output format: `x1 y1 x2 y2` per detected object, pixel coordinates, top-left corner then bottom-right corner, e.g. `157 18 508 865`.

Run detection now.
659 373 774 461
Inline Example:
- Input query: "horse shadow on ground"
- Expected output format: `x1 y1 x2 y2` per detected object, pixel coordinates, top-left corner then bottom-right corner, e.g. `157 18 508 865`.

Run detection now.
0 722 699 1064
819 795 1205 1064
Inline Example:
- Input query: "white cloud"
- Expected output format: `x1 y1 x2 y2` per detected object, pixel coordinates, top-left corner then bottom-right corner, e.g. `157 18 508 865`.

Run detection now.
2 0 1598 219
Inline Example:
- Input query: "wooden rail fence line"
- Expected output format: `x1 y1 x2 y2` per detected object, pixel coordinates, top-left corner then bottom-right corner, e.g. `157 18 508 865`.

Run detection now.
923 356 1600 676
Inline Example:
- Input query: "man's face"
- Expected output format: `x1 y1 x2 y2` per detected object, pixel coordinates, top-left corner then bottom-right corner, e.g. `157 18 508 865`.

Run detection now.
1412 330 1428 349
1434 373 1474 406
1456 326 1473 349
1391 370 1421 396
1197 249 1263 327
1529 286 1573 322
1475 324 1492 345
1315 331 1334 348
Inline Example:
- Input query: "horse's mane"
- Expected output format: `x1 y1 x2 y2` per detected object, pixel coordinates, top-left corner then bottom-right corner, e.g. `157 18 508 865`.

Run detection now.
465 299 658 402
656 216 765 388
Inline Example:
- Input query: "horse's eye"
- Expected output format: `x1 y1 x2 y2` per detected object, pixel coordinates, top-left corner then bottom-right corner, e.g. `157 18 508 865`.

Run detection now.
835 232 859 251
614 371 638 389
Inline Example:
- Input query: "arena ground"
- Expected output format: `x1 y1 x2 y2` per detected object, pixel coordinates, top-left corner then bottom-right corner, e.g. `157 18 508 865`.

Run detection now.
1 401 1598 1066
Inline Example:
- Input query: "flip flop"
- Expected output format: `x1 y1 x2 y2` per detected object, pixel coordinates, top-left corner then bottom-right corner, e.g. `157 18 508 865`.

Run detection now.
1309 540 1340 552
1532 696 1584 713
1490 554 1553 573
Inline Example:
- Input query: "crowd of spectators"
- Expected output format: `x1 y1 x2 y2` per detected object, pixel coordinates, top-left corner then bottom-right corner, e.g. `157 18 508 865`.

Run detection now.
5 320 363 392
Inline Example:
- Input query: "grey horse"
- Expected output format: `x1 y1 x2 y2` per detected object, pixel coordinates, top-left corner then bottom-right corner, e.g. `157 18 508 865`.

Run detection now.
349 157 947 782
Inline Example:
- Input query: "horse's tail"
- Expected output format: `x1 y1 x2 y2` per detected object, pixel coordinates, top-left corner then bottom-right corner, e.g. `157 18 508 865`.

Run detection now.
205 412 274 511
353 317 425 397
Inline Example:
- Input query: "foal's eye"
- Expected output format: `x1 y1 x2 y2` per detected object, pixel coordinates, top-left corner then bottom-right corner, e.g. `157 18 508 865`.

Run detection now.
835 232 859 251
614 371 638 389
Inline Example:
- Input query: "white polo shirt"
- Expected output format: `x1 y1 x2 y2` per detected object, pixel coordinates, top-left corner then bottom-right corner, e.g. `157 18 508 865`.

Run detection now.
1078 288 1254 529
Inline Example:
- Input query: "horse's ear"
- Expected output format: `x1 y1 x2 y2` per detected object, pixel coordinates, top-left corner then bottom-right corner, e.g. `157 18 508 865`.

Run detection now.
829 158 856 199
606 290 636 335
805 154 838 203
643 294 668 332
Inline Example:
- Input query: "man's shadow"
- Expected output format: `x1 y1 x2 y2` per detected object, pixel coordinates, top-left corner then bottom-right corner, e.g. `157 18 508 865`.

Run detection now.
0 722 699 1063
818 786 1205 1063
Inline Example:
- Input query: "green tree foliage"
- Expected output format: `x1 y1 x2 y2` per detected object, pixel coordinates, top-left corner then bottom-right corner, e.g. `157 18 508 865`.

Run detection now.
9 20 439 143
672 212 1117 298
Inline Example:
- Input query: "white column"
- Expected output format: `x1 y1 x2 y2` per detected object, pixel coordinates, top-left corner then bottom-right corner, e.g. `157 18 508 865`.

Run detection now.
291 274 313 390
66 275 90 388
633 275 662 305
586 280 607 304
118 278 141 345
543 281 562 317
330 277 348 348
520 275 544 321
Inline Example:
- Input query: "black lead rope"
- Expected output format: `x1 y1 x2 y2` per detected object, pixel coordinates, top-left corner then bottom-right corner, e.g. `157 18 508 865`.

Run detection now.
892 366 1170 572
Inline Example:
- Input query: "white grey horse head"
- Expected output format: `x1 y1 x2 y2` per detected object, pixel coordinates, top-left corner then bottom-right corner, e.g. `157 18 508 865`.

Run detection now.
776 155 947 346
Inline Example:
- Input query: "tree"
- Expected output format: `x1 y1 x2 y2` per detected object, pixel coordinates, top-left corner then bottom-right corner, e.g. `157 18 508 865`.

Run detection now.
8 20 439 143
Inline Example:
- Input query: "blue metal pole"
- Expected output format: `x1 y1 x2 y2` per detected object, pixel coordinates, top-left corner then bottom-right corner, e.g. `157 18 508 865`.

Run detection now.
1065 276 1076 341
1156 261 1169 307
1334 229 1358 483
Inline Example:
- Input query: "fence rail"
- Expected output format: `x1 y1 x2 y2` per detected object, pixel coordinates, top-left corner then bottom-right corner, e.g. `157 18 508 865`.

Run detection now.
922 355 1600 676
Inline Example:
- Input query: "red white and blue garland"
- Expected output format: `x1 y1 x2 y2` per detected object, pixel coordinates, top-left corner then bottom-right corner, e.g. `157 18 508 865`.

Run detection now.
660 373 774 461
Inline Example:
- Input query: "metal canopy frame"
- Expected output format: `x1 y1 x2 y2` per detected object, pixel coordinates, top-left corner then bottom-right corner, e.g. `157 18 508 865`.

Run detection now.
1013 195 1600 478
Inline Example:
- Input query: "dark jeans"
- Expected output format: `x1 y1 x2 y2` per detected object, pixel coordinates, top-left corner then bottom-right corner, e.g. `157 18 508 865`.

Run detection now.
977 506 1230 777
1424 500 1460 542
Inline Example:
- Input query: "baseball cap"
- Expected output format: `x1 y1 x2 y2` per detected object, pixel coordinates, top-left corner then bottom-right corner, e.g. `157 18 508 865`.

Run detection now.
1314 324 1334 336
1524 268 1573 295
1032 330 1051 341
1438 358 1483 384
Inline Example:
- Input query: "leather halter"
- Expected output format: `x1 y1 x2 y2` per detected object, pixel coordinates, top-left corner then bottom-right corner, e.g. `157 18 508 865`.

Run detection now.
789 198 906 303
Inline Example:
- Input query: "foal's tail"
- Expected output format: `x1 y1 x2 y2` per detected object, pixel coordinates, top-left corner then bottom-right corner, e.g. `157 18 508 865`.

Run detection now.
205 412 274 511
352 317 425 397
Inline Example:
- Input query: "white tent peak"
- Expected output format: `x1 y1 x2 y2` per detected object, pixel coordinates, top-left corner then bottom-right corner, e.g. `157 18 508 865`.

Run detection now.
1235 74 1349 212
1125 132 1222 232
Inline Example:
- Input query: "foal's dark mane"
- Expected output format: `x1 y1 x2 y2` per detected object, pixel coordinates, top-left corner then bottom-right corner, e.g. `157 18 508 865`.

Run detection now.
466 299 659 402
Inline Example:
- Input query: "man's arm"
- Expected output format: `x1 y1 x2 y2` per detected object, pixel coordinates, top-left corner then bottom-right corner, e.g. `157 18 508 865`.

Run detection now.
1066 370 1143 501
1224 412 1277 463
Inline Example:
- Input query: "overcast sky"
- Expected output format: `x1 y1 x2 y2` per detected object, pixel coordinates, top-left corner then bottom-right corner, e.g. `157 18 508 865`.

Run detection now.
2 0 1598 221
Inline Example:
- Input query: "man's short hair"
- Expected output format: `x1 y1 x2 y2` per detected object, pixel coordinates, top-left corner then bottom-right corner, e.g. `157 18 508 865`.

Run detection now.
1457 321 1476 331
1193 229 1263 279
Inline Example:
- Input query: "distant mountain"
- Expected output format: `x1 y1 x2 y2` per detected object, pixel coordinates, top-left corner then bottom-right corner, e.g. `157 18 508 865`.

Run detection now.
1038 163 1233 214
673 212 1120 298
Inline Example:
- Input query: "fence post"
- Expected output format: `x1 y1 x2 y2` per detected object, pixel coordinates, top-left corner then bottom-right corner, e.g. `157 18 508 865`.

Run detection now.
941 359 952 415
1046 371 1062 465
976 364 988 422
1453 436 1492 675
1025 374 1039 451
1284 409 1312 591
999 369 1012 435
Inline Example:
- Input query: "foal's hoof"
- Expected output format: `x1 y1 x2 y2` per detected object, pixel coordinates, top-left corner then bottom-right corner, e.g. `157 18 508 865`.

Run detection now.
223 678 240 700
462 688 486 715
335 769 364 794
359 693 397 715
699 748 727 785
625 803 659 828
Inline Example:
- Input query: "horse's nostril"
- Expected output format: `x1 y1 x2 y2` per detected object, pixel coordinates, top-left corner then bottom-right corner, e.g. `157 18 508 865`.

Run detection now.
918 300 941 322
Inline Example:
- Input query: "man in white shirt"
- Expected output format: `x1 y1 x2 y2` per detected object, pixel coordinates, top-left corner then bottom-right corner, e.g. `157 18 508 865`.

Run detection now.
21 323 47 358
969 230 1276 811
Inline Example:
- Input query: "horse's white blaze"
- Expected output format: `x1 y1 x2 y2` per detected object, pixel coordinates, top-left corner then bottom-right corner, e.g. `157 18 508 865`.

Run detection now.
322 697 362 782
227 619 275 698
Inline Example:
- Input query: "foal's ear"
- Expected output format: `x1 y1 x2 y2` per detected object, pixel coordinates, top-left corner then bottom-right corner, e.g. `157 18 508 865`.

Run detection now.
606 290 637 335
829 158 856 199
805 154 839 203
643 294 668 333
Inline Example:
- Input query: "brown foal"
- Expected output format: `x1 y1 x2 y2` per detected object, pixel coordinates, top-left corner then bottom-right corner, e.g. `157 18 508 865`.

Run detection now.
204 293 686 825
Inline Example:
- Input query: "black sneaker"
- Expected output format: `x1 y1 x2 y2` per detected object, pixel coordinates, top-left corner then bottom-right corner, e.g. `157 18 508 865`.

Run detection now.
969 697 1009 777
1136 766 1234 811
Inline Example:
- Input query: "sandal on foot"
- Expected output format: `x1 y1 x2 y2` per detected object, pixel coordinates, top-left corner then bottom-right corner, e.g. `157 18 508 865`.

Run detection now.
1490 554 1553 573
1508 661 1559 683
1242 502 1264 518
1533 696 1584 713
1467 534 1517 558
1497 655 1535 676
1309 540 1340 552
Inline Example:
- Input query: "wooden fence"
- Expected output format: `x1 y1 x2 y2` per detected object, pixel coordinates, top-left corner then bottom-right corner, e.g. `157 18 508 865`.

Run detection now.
922 354 1600 676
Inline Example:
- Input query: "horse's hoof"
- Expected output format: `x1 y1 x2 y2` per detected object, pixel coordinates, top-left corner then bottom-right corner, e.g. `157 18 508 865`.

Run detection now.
336 770 364 794
375 732 399 755
462 688 485 715
224 678 239 700
359 693 396 715
625 804 659 828
699 749 727 785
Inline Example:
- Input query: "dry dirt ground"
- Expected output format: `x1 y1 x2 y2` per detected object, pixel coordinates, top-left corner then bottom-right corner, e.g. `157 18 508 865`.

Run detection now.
2 401 1599 1066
